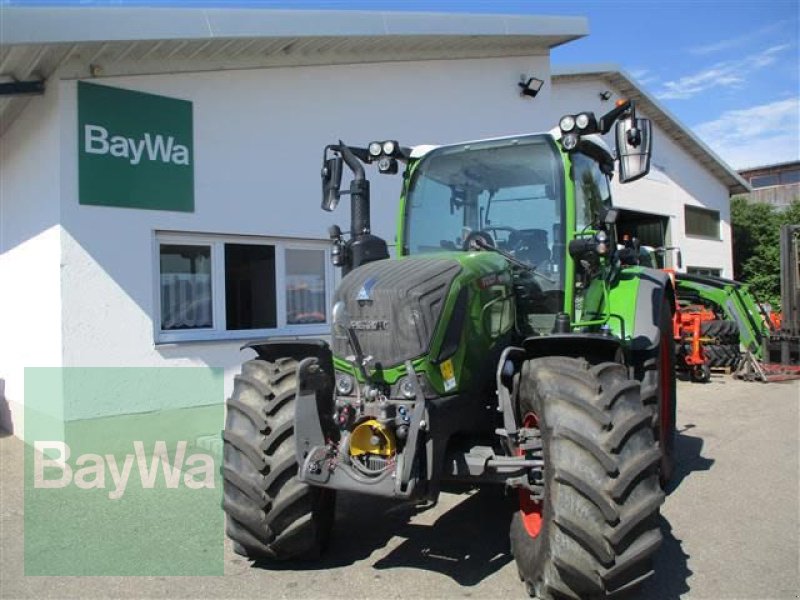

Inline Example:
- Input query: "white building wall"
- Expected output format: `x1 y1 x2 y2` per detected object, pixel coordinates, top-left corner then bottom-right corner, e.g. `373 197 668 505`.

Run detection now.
551 78 734 276
0 80 64 435
54 55 552 417
1 58 742 434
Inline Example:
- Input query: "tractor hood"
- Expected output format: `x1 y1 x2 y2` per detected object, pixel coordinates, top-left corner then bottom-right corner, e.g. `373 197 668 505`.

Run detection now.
332 256 463 368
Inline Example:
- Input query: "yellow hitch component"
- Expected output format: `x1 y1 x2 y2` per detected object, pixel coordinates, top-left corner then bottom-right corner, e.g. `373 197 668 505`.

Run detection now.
349 419 396 457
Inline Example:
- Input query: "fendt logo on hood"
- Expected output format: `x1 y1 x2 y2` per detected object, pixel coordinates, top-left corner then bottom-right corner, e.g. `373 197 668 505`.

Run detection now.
84 124 191 166
357 277 378 303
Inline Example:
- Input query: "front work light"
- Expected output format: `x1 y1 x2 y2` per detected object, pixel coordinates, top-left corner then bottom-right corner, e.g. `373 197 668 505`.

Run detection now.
399 378 416 399
368 142 382 157
559 115 576 132
562 132 579 151
576 113 590 130
382 140 397 156
336 373 354 395
378 156 398 174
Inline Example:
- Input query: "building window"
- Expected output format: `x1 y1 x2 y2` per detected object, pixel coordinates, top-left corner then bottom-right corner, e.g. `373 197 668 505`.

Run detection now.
225 244 277 330
684 205 720 239
160 244 213 331
750 174 779 188
285 248 327 324
687 266 722 277
781 169 800 185
156 233 331 343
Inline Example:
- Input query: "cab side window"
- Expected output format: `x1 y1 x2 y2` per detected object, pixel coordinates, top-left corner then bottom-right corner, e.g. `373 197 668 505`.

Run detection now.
572 153 611 232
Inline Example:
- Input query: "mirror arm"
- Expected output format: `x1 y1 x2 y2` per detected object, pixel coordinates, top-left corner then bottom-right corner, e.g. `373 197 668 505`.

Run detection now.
339 140 366 180
598 100 632 134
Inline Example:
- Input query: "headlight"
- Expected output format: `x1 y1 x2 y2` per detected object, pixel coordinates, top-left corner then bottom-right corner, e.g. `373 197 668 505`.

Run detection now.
398 378 417 399
559 115 575 132
335 373 354 395
562 132 579 151
575 113 590 130
382 140 396 156
368 141 382 157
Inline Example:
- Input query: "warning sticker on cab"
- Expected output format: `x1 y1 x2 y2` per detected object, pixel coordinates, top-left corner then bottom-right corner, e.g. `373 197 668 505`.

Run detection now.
440 359 456 392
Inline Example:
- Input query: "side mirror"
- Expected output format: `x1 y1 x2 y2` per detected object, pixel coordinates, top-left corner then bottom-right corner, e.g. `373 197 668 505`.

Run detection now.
331 300 350 339
615 117 652 183
321 155 343 211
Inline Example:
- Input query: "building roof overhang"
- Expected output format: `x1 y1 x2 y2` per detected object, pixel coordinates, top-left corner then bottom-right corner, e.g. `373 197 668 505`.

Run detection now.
0 7 588 135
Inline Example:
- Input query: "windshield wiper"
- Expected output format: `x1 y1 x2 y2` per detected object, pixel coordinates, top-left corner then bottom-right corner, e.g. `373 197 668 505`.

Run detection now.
470 237 555 283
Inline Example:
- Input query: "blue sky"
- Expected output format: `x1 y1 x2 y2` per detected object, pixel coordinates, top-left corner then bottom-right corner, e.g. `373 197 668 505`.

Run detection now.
5 0 799 168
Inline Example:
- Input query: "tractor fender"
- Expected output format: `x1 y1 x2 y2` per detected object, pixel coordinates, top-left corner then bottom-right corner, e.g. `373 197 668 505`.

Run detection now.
522 333 624 365
243 338 335 450
243 338 332 368
622 267 675 352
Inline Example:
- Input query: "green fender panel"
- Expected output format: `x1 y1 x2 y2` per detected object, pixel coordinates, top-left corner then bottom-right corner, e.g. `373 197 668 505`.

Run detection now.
606 267 674 352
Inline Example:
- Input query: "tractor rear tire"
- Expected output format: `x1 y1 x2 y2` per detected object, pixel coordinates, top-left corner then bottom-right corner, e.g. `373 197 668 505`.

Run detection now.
511 358 664 599
222 358 335 560
634 301 677 487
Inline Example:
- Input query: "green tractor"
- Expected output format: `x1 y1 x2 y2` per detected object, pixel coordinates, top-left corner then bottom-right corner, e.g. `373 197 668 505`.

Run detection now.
675 273 772 364
222 101 676 599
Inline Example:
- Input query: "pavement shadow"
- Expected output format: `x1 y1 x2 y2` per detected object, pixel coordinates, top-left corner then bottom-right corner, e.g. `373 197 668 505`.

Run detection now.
0 379 13 437
249 430 711 585
666 424 714 495
251 490 420 572
252 487 512 586
636 515 692 599
371 487 512 585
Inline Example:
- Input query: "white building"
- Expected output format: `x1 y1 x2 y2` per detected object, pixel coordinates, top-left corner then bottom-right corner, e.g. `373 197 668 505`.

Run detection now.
0 7 747 438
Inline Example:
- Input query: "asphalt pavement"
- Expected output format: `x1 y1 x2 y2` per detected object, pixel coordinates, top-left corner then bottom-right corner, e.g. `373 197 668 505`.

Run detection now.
1 376 798 599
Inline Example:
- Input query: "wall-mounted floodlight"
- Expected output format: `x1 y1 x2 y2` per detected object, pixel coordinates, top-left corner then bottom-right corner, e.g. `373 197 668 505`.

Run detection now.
599 90 613 101
0 79 44 96
518 76 544 98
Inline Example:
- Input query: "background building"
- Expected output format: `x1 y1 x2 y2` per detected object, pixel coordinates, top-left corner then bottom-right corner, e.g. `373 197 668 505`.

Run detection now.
0 7 747 438
738 160 800 211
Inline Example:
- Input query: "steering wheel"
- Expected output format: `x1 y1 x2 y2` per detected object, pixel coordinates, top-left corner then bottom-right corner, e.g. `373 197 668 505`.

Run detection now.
483 226 518 244
463 230 496 250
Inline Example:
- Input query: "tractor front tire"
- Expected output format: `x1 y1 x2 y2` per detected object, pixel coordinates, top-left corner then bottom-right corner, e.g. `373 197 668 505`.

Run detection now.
511 358 664 599
223 358 335 560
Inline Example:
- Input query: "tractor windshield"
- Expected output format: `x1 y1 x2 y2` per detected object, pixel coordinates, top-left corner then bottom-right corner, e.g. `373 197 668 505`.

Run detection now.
403 135 565 272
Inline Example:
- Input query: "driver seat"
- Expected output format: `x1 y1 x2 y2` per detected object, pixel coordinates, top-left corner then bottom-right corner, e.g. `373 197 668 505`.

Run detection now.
509 228 550 265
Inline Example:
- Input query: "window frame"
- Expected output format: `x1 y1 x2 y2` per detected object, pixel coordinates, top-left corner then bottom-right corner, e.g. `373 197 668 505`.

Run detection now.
684 205 721 240
154 231 332 344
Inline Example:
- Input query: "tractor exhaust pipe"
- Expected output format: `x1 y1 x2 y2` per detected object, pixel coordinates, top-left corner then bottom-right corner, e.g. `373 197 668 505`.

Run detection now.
322 141 389 275
339 142 372 237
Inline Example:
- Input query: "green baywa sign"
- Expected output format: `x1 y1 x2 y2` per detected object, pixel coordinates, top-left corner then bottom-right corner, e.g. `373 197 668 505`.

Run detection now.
78 81 194 212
